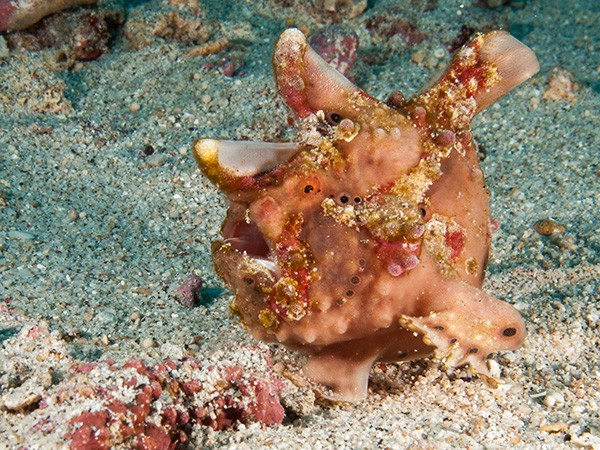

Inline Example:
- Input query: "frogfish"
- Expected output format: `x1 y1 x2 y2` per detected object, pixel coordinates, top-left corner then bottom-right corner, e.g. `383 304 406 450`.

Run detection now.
193 28 539 401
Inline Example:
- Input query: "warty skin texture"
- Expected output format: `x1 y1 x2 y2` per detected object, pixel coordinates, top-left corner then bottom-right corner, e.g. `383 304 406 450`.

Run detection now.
193 28 539 401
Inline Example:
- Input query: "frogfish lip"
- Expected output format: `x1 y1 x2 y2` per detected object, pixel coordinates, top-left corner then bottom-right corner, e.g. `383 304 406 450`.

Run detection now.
214 203 282 280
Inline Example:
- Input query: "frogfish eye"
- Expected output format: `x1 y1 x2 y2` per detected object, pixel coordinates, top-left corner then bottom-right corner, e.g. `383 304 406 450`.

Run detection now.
299 176 321 196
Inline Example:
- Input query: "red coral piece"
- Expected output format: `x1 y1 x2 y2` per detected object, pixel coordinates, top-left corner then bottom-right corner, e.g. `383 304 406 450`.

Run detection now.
71 411 110 428
63 354 285 448
123 359 149 377
69 411 111 450
129 402 151 430
136 423 171 450
136 392 152 407
124 377 138 388
164 360 177 371
150 381 163 398
181 380 202 396
177 410 189 426
147 363 168 382
69 425 110 450
244 378 285 425
107 400 127 415
161 407 177 428
210 396 244 430
71 362 99 373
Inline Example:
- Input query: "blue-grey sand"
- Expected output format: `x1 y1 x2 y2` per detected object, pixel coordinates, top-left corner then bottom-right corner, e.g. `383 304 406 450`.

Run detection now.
0 0 599 448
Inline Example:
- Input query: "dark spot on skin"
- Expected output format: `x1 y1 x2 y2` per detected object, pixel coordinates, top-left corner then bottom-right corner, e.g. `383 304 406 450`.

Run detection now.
353 197 361 204
350 276 360 285
346 290 354 297
244 277 254 285
450 338 457 344
333 192 354 206
502 327 517 337
303 184 314 194
324 384 334 391
433 326 444 330
468 348 479 354
359 259 367 266
419 207 426 217
398 351 407 358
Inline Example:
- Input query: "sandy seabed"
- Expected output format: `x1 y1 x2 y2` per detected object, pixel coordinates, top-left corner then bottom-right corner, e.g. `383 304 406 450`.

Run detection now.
1 0 599 448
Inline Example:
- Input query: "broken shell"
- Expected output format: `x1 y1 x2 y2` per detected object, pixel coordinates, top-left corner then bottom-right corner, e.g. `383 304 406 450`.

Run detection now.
533 218 565 236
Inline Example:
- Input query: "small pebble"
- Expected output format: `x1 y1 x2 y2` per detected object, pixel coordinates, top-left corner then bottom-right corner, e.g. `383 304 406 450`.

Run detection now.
68 210 79 221
487 359 501 377
570 320 583 333
129 102 141 113
141 337 156 348
543 390 564 408
433 47 446 58
586 311 599 327
533 218 565 236
411 49 427 65
201 95 212 104
95 310 116 325
222 61 236 77
145 153 165 167
0 36 9 58
130 310 141 321
549 234 576 251
2 393 42 411
175 274 203 308
424 54 439 69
